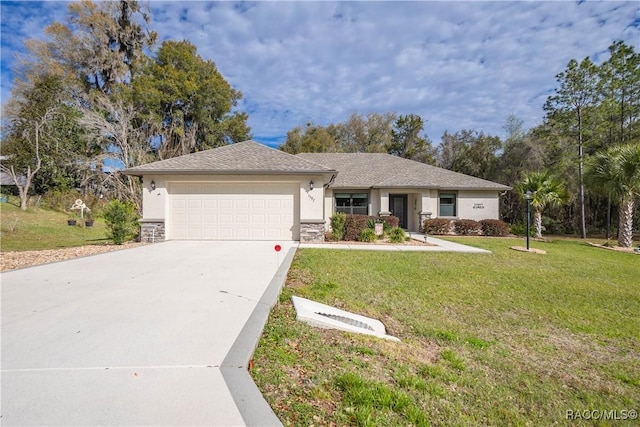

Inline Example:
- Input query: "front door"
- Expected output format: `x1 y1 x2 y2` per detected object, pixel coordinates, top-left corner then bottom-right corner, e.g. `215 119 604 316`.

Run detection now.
389 194 408 229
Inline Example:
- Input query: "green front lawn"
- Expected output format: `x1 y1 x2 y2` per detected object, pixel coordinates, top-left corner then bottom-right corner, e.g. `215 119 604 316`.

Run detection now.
0 197 109 251
252 237 639 426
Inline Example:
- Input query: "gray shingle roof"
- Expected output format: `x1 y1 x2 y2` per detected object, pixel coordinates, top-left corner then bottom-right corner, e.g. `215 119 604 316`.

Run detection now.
296 153 511 190
124 140 335 176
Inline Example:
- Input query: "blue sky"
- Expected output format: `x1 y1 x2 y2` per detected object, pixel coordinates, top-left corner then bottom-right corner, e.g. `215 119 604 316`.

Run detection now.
1 1 639 147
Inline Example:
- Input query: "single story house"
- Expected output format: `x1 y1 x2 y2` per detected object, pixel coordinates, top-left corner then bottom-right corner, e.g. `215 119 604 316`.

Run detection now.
124 140 511 243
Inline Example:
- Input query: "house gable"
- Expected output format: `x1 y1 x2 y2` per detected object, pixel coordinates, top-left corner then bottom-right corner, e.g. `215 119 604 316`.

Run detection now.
124 140 335 176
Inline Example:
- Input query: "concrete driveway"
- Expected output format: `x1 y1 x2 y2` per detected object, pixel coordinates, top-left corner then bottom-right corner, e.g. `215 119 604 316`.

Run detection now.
1 241 295 426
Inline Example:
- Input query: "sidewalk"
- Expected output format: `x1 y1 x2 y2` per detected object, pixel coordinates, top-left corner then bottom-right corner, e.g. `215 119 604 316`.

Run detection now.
299 233 490 253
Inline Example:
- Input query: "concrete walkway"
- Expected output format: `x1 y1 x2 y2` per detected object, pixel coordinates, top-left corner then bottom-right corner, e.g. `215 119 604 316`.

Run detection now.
299 233 490 253
1 241 294 426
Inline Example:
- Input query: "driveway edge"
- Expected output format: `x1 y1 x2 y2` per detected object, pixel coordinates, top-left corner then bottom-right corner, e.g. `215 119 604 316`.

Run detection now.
220 246 297 427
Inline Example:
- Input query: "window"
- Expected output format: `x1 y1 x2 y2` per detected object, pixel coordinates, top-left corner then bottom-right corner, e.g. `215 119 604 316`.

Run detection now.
335 193 368 215
439 193 457 217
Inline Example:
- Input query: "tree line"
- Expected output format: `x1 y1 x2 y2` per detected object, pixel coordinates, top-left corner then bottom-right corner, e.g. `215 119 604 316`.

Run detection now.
1 2 638 245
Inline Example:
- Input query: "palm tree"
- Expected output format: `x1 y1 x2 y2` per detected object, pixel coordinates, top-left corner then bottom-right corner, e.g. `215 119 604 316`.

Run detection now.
516 171 567 238
587 142 640 248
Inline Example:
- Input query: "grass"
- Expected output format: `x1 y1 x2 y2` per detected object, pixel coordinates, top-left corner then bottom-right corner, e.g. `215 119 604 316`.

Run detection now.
0 196 109 251
251 237 640 426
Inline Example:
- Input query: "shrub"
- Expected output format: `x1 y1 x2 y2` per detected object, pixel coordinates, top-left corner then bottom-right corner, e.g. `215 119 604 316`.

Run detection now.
344 214 370 241
479 219 510 237
367 217 384 229
388 227 406 243
330 212 347 241
453 219 481 235
43 189 104 218
424 218 451 235
510 223 534 237
42 189 76 212
102 199 138 245
542 216 566 235
359 228 377 242
381 215 400 230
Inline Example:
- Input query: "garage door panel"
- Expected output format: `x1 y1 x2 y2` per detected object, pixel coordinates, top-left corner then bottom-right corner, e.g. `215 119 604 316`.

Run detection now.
218 214 234 224
236 199 250 209
266 228 286 239
219 199 233 209
251 229 266 239
266 199 281 209
235 227 250 239
251 214 266 224
203 199 218 209
172 199 187 209
251 200 266 209
235 214 250 224
187 213 203 224
203 214 218 224
218 228 235 239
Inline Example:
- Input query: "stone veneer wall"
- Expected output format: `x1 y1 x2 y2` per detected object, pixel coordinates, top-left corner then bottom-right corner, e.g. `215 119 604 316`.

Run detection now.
140 220 165 243
299 221 325 243
418 212 433 233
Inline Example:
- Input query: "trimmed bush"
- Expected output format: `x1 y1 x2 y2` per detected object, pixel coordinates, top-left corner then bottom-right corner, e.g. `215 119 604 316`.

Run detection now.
330 212 347 241
359 228 377 242
388 227 406 243
344 214 370 241
102 199 138 245
381 215 400 229
479 219 510 237
424 218 451 235
453 219 481 236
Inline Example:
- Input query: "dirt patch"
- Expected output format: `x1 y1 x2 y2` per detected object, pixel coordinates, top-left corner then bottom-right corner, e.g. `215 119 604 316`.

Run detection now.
509 246 547 254
0 242 147 272
586 241 639 254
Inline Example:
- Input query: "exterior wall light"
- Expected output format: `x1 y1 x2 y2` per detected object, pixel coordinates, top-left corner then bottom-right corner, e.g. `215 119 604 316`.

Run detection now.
150 180 156 191
309 180 314 191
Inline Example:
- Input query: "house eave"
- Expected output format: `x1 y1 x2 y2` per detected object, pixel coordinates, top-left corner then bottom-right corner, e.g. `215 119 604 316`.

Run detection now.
123 169 337 177
328 184 512 191
432 186 513 191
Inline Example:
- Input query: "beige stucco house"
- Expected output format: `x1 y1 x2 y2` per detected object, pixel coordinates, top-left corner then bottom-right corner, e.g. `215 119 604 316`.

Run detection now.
124 140 511 242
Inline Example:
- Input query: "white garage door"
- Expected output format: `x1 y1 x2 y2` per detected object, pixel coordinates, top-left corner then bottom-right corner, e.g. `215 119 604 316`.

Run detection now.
169 182 298 240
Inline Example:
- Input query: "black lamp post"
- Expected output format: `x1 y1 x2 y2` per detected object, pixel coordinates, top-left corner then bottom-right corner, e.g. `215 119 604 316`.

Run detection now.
525 190 532 251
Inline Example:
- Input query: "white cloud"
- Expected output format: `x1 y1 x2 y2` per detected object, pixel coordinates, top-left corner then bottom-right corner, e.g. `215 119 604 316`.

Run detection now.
1 1 638 146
